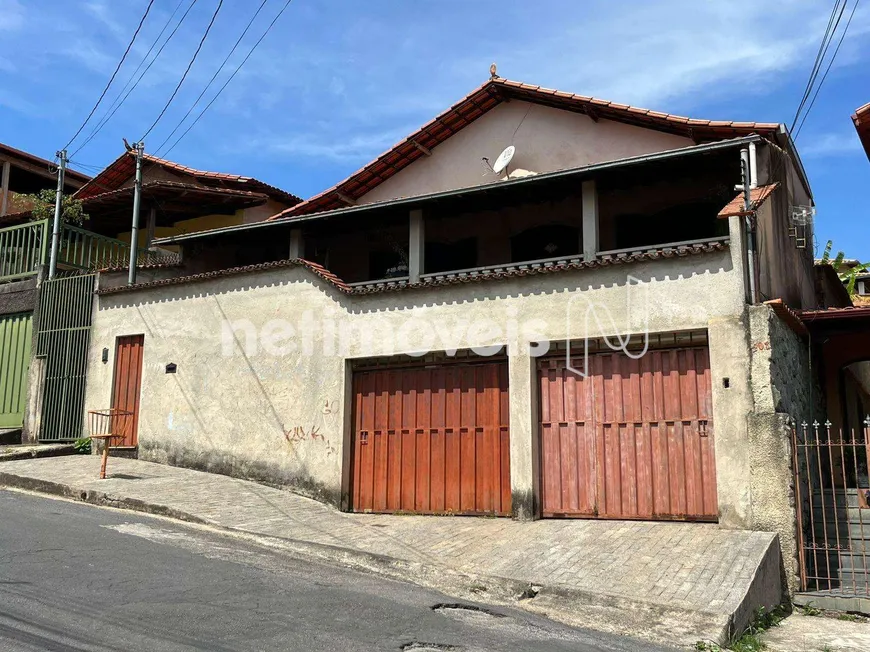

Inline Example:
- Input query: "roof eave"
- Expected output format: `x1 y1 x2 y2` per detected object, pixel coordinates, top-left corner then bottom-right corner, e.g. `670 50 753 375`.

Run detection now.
155 134 763 246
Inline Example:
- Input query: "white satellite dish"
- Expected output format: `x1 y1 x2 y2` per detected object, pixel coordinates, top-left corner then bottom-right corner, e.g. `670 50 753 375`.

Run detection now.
492 145 515 174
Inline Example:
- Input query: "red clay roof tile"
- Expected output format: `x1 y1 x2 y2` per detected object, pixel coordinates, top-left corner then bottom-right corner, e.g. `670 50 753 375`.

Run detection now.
717 183 779 219
270 77 780 221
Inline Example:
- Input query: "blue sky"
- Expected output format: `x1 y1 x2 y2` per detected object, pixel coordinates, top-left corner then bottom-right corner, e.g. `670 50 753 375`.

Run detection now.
1 0 868 260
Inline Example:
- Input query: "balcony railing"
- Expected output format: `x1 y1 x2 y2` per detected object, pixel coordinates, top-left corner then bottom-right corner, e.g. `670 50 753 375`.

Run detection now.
0 219 177 283
0 220 48 282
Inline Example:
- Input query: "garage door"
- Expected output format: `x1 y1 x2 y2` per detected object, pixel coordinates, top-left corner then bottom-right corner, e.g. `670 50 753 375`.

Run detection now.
351 362 511 515
539 347 717 521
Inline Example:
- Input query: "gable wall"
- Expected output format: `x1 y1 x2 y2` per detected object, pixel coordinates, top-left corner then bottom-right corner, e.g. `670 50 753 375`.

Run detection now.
360 101 694 204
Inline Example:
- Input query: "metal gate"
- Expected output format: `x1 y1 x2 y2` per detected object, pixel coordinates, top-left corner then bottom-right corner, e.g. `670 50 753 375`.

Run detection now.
539 347 717 520
0 312 33 428
792 419 870 595
350 362 511 516
37 273 96 441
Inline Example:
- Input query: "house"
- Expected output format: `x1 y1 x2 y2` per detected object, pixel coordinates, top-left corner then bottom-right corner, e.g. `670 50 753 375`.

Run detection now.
2 149 299 445
77 75 828 601
854 101 870 162
72 151 301 248
0 143 90 438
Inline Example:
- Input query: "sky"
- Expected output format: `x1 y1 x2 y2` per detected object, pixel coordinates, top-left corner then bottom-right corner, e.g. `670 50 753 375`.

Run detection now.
1 0 868 260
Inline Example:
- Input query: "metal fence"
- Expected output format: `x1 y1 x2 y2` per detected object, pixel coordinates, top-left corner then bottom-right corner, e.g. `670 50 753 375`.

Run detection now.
792 419 870 595
0 220 48 281
1 220 179 283
36 272 96 441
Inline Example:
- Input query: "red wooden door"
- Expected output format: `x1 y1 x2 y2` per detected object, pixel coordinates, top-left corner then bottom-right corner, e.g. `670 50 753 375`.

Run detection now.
539 347 717 521
111 335 144 447
351 362 511 515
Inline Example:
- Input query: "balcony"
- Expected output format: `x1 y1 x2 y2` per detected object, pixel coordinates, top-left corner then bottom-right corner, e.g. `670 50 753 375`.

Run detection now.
0 220 177 284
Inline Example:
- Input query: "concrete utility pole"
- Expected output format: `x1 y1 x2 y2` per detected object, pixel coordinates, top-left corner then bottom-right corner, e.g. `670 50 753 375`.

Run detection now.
128 142 144 286
48 150 67 280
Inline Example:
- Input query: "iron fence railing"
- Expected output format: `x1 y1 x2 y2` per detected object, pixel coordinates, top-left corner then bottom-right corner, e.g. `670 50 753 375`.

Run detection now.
0 220 179 283
792 418 870 596
0 220 49 282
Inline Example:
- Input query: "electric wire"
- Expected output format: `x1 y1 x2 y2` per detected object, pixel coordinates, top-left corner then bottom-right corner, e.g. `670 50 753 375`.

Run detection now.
790 0 849 134
794 0 861 139
154 0 271 156
72 0 189 157
160 0 293 157
62 0 157 151
140 0 224 142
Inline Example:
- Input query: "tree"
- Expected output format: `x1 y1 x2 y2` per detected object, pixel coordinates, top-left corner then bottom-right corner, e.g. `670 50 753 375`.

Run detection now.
821 240 870 297
21 189 88 226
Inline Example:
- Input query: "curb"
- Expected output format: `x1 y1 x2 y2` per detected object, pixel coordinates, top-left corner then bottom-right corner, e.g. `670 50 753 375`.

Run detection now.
0 445 76 462
0 470 732 647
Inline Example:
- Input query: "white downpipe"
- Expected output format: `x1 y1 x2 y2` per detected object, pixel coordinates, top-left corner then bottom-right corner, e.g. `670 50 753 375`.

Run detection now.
748 141 758 189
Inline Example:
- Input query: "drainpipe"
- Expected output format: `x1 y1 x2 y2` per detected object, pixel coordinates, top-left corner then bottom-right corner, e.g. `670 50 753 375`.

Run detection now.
748 141 758 189
741 147 758 304
128 142 144 286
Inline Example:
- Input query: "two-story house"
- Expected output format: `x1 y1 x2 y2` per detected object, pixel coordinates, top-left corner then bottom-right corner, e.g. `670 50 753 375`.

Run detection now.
81 76 822 596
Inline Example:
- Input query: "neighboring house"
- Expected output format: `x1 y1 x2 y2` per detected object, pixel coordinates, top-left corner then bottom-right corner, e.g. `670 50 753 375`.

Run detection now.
853 101 870 162
0 143 89 437
2 149 299 446
72 151 301 248
79 76 827 601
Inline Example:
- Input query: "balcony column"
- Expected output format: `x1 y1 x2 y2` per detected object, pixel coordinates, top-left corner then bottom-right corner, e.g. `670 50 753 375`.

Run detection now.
581 179 598 262
409 208 424 282
288 228 304 259
0 160 10 217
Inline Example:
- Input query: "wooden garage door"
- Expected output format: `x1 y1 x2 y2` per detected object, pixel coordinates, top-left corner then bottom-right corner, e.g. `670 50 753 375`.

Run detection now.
539 347 717 521
351 362 511 515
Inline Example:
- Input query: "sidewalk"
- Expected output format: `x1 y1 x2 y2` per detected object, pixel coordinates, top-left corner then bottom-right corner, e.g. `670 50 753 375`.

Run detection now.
0 455 781 648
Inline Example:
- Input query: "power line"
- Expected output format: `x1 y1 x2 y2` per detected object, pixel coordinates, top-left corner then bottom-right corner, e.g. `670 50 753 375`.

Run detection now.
140 0 225 142
154 0 271 156
790 0 848 134
72 0 200 158
790 0 844 132
161 0 294 157
794 0 861 139
73 0 189 157
63 0 156 151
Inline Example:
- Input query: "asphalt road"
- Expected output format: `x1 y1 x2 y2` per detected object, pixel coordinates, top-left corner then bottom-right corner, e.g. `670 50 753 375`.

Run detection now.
0 490 672 652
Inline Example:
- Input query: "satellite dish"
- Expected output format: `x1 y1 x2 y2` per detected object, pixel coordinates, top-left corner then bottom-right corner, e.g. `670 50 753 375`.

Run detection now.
492 145 515 174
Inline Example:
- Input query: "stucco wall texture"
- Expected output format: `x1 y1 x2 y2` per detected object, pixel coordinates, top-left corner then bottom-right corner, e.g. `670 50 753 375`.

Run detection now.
86 244 746 507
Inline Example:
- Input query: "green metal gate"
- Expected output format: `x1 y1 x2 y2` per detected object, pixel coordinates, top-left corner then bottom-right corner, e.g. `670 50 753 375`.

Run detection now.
37 273 96 441
0 312 33 428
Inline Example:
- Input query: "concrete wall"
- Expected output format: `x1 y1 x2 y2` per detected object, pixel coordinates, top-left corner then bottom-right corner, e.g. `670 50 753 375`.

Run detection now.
360 101 694 204
756 145 817 309
85 242 749 513
746 303 819 595
0 278 37 317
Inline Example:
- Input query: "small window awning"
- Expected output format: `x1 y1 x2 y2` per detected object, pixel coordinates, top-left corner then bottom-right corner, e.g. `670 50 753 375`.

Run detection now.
717 183 779 219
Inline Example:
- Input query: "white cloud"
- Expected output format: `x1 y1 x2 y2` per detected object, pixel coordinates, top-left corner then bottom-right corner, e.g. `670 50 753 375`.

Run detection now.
252 127 416 164
800 132 863 158
0 0 24 31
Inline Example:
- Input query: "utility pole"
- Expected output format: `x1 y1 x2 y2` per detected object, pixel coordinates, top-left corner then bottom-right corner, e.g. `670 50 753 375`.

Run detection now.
741 148 757 304
48 150 68 279
128 141 144 286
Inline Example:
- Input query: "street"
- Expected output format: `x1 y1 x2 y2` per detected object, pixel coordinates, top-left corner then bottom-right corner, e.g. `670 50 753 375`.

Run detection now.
0 490 672 652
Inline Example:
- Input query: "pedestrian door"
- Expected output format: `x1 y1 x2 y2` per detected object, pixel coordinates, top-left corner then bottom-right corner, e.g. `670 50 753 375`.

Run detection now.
111 335 144 447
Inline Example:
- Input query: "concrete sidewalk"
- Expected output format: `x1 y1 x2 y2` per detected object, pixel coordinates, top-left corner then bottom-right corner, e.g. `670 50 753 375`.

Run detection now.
0 456 781 648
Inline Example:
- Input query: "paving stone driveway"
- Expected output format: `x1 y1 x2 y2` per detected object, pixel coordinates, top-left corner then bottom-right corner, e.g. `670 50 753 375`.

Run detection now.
1 456 775 620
